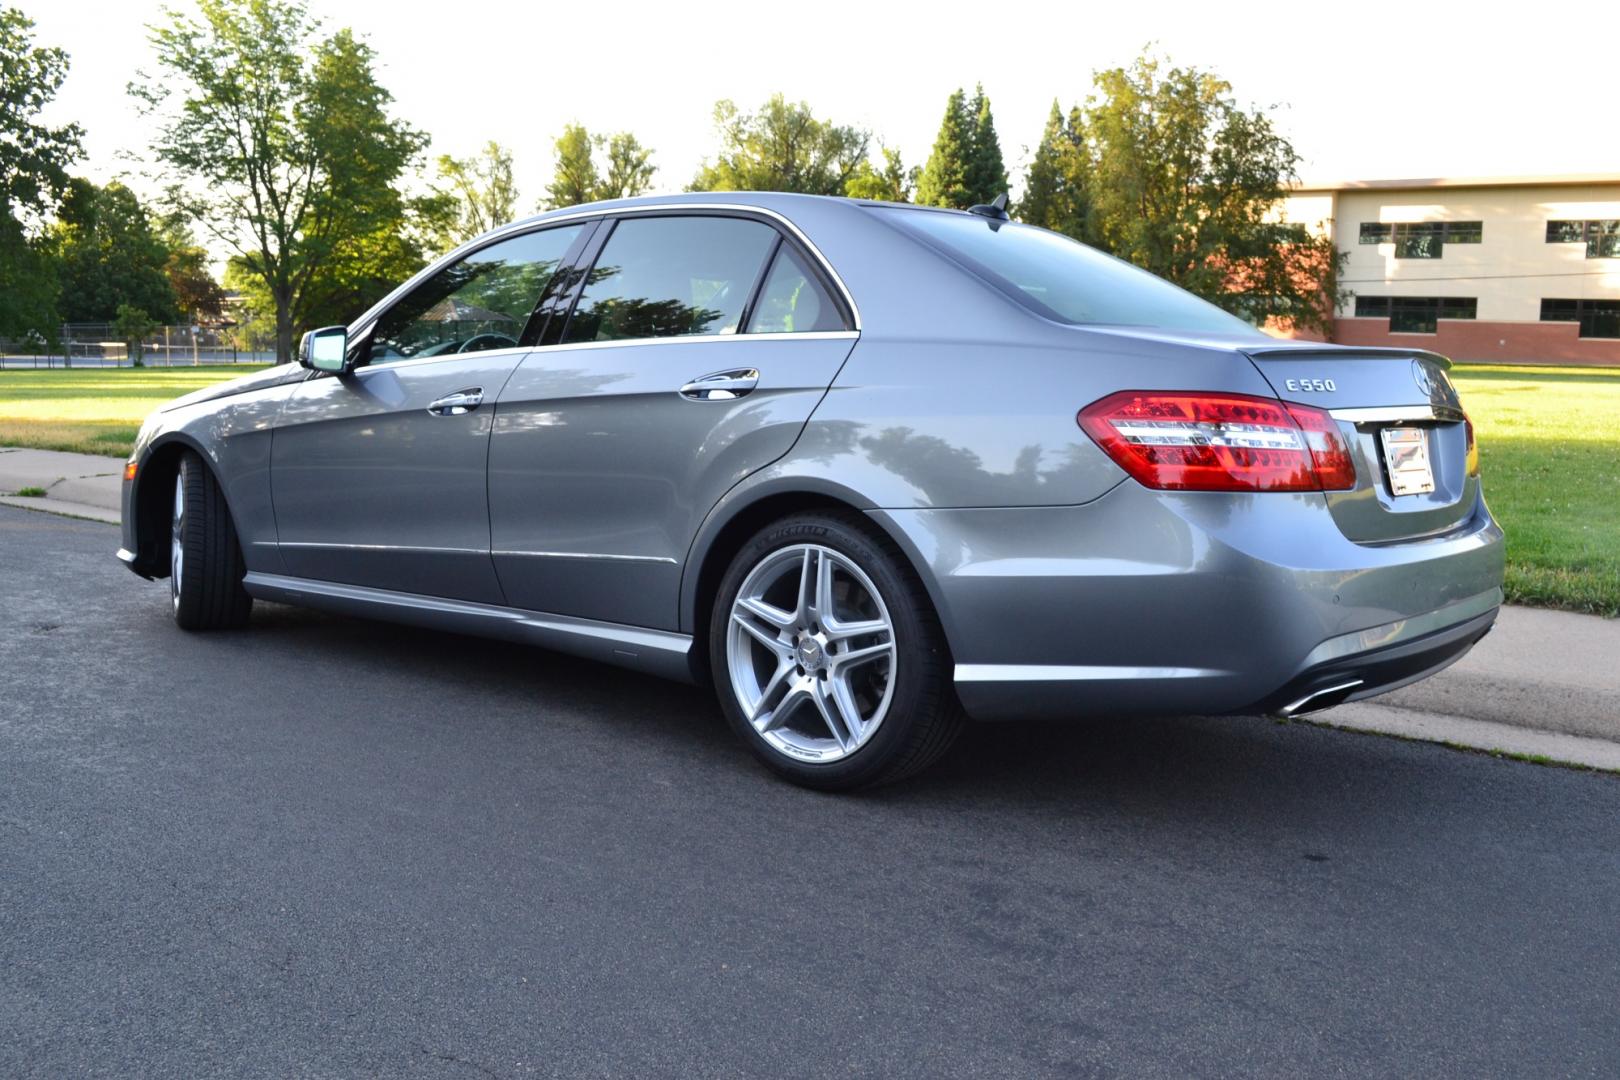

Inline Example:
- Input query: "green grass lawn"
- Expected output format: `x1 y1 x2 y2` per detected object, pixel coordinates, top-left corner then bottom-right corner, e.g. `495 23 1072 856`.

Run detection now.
2 361 1616 616
1451 364 1620 617
0 366 272 457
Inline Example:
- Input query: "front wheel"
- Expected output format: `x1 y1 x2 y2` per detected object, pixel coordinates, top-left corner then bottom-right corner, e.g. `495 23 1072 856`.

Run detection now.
710 511 964 790
170 450 252 630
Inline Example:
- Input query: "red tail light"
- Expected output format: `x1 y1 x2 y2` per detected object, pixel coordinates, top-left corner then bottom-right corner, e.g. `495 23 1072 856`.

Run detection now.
1464 414 1479 476
1077 391 1357 493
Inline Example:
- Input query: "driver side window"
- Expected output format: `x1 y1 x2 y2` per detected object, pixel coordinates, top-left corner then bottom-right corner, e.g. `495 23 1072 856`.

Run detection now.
368 225 583 364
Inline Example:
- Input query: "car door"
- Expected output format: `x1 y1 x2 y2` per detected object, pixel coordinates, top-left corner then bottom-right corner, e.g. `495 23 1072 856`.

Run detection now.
271 223 588 604
489 212 858 630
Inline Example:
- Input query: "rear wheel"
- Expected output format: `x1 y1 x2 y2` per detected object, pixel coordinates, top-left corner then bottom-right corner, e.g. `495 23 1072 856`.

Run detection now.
710 511 964 790
170 450 252 630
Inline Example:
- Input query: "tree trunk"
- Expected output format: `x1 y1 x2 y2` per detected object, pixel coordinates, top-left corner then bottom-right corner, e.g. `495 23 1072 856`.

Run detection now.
273 288 295 365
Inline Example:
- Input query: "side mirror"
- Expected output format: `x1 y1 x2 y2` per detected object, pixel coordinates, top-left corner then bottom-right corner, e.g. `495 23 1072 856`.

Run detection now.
302 325 351 373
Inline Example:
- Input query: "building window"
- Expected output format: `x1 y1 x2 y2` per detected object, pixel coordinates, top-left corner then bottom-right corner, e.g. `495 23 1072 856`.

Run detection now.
1444 221 1483 244
1541 298 1620 338
1360 221 1482 257
1355 296 1477 334
1546 219 1620 258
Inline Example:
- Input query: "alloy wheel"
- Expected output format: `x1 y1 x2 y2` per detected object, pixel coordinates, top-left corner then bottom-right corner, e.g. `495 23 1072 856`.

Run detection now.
170 472 184 612
726 543 897 763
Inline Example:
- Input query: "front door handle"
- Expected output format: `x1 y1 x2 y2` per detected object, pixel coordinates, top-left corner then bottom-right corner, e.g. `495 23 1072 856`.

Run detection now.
679 368 759 401
427 388 484 416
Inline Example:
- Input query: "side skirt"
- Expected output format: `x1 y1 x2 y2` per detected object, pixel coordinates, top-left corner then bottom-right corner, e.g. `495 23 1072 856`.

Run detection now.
242 572 696 683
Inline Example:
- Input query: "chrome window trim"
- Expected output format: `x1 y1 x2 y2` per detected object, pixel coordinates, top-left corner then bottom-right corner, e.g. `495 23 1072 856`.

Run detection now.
345 202 863 353
531 330 858 355
346 344 534 375
1329 404 1466 425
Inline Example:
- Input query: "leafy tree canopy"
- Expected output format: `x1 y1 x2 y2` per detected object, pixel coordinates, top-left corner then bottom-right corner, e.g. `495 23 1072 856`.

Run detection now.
1029 54 1344 335
132 0 430 362
845 146 916 203
0 7 82 340
689 95 867 196
50 178 179 323
544 124 657 209
430 140 519 249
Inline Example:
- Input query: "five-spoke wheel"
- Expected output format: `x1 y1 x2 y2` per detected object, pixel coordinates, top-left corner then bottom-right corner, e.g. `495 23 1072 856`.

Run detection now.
727 543 898 763
711 511 964 789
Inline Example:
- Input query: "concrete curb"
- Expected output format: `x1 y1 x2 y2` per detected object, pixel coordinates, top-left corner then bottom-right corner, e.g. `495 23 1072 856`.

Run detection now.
1313 702 1620 774
0 447 123 523
0 494 121 525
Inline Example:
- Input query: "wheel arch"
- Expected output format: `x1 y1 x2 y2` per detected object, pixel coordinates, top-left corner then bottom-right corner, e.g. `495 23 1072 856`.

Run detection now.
130 433 234 579
680 476 955 685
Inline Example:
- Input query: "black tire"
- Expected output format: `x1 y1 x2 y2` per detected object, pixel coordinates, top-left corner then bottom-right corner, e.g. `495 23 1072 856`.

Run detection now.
709 510 965 790
170 450 252 631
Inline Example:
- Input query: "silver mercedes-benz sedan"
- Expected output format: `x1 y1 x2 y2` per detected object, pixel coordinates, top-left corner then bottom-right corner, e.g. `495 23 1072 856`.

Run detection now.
118 192 1504 789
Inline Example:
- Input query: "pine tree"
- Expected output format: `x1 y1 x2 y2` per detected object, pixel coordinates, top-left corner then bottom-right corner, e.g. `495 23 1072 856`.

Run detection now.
964 84 1008 205
1056 106 1094 242
1018 100 1066 229
915 88 973 209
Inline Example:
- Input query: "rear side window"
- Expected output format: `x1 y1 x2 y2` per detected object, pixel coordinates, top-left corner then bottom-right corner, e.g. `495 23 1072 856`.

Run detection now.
563 216 778 343
746 245 845 334
875 207 1255 334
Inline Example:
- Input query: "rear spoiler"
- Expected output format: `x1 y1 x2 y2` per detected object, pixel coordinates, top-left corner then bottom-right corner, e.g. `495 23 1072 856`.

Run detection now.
1241 344 1453 369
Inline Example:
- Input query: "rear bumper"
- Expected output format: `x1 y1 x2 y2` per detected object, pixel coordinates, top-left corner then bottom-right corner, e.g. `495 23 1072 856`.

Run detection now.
870 480 1505 722
1250 602 1495 716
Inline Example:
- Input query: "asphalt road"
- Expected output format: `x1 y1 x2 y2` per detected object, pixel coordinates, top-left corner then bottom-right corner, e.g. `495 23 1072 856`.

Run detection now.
3 504 1618 1079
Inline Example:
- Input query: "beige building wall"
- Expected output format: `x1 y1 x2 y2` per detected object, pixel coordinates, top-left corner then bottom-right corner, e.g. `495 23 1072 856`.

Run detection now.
1328 184 1620 321
1276 176 1620 363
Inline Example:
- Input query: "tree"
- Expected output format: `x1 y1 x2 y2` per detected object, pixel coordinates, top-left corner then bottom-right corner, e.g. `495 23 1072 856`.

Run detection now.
49 179 179 323
1017 102 1093 241
689 95 867 195
547 123 597 209
1070 53 1344 334
0 7 82 342
964 84 1008 205
132 1 430 363
845 146 915 203
915 88 972 209
544 125 656 209
113 303 158 366
164 244 226 324
597 132 656 201
431 140 518 247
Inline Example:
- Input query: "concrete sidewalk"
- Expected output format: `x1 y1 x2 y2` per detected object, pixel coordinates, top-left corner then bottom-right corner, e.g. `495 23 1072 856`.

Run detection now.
0 447 122 523
2 446 1616 768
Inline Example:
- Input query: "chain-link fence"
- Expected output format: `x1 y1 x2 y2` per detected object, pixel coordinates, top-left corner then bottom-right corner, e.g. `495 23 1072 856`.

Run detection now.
0 324 280 368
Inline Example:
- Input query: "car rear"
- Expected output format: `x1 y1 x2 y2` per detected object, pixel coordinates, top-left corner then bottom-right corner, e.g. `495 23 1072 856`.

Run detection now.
854 205 1504 722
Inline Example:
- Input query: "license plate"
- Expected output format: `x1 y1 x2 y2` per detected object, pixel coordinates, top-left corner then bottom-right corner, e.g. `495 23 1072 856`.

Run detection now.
1381 427 1435 496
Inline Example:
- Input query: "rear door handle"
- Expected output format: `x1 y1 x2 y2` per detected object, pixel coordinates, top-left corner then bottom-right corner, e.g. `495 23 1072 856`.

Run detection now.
427 388 484 416
679 368 759 401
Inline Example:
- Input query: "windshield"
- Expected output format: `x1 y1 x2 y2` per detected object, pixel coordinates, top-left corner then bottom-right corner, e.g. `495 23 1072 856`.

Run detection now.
874 207 1257 335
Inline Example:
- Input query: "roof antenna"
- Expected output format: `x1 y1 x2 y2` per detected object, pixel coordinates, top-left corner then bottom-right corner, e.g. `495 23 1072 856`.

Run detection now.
967 193 1010 221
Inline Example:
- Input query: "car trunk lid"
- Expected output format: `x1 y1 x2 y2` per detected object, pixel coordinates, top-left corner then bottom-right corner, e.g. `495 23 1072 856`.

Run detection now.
1242 344 1479 543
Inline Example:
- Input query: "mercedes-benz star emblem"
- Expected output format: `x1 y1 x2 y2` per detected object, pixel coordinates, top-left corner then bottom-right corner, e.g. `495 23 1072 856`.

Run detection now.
1411 360 1435 398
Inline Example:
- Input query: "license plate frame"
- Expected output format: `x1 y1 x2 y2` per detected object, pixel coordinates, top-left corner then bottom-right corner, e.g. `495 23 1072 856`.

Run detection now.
1381 426 1435 496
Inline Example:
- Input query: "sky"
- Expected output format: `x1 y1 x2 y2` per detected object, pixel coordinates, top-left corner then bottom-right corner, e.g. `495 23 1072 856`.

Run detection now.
23 0 1620 245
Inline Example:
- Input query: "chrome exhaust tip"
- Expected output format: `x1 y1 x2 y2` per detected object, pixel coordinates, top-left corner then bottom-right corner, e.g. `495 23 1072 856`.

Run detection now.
1278 679 1365 718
